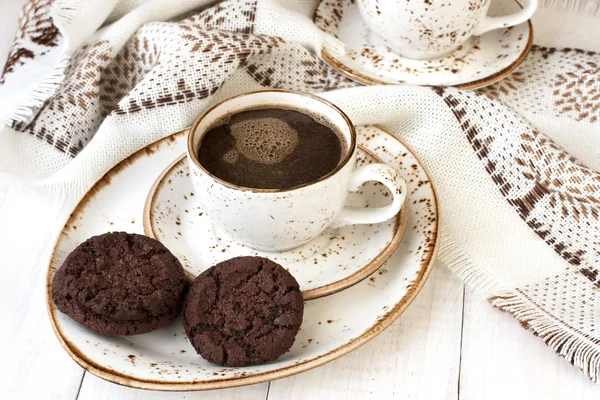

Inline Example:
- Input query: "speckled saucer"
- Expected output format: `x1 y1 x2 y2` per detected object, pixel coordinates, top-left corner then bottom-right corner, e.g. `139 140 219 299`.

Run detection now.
314 0 533 89
143 147 407 300
46 125 439 391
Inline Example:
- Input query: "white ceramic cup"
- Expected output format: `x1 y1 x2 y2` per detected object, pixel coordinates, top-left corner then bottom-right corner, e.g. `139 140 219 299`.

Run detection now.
187 90 407 252
358 0 538 60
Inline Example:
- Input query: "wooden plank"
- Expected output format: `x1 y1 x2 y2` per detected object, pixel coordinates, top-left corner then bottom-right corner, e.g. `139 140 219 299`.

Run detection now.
459 291 599 399
78 374 269 400
0 2 86 399
0 185 85 400
268 264 464 400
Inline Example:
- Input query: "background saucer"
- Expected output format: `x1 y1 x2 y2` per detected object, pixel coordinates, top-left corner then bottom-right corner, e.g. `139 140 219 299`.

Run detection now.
314 0 533 89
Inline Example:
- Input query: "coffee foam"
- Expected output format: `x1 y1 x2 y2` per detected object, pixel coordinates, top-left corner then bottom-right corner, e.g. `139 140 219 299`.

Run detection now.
221 148 239 164
225 116 299 165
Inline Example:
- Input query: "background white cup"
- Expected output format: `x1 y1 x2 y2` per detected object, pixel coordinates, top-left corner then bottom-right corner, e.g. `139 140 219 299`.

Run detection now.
187 90 407 252
358 0 538 60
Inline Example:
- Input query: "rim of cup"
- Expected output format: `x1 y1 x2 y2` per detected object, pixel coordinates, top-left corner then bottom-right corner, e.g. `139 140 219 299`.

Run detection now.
187 89 357 193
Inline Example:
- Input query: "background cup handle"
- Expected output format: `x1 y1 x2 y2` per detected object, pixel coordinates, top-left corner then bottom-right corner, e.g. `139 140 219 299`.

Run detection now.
474 0 537 36
330 164 407 229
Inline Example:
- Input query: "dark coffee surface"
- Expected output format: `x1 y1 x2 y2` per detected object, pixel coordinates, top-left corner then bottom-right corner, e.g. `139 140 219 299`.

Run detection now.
198 107 344 189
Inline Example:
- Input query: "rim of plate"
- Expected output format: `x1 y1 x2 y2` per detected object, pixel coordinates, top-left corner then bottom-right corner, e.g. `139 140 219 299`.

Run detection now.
314 0 534 90
46 126 440 391
142 147 408 300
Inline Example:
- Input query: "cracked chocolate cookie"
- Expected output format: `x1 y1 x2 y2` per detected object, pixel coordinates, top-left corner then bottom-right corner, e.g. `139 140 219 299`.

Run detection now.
51 232 186 336
183 256 304 367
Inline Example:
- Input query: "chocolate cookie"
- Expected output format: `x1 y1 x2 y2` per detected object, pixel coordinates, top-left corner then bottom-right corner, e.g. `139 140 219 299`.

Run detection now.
52 232 186 336
183 256 304 367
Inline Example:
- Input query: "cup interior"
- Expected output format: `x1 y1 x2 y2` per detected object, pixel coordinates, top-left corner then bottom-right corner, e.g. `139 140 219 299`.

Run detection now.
187 90 356 192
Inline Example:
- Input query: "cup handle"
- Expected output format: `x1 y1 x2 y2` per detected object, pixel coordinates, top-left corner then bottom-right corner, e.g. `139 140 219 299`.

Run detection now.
474 0 537 36
330 164 407 229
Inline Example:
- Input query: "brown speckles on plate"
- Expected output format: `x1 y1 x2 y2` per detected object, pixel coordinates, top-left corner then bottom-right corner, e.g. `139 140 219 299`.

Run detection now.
143 146 408 300
46 124 439 391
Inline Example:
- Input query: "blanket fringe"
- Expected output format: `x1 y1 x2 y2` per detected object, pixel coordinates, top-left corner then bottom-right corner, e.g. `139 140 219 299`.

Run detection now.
440 232 600 383
490 292 600 383
540 0 600 16
439 230 507 294
0 55 70 126
51 0 79 26
0 0 81 126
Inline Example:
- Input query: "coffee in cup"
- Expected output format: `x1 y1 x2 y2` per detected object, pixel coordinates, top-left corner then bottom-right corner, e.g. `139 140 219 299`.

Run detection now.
197 107 346 190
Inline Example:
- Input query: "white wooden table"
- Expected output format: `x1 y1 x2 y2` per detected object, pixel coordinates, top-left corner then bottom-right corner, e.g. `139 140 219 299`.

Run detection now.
0 0 598 398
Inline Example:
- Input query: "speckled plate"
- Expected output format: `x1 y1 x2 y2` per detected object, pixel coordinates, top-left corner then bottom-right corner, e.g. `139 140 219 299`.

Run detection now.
143 147 407 300
314 0 533 89
46 125 439 391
